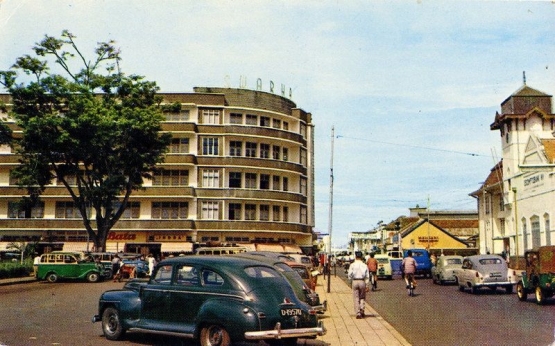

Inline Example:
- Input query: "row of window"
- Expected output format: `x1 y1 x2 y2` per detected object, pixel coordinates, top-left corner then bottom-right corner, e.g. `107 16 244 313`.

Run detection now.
8 201 303 222
163 109 294 134
11 169 303 193
169 137 298 164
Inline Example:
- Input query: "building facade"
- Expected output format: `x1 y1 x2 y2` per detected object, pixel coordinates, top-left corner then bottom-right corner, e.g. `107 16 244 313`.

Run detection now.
474 83 555 257
0 87 315 256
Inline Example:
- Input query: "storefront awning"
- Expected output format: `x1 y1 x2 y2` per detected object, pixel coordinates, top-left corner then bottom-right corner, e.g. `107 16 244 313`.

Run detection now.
238 243 257 251
282 245 302 254
0 242 12 251
255 244 285 252
160 242 193 253
62 242 90 252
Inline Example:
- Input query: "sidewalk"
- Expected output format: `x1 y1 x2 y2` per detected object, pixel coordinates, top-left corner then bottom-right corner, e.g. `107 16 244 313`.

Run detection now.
0 274 411 346
308 274 411 346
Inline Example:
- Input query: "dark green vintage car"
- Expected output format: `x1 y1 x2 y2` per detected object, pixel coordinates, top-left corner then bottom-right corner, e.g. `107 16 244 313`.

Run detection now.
93 256 325 345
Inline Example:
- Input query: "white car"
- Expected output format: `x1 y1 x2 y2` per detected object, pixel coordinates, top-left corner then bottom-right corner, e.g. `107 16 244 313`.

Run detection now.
454 254 513 294
374 254 392 280
431 255 463 285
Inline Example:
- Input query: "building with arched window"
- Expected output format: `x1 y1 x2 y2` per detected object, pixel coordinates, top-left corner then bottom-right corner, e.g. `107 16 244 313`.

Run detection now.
473 82 555 257
0 87 315 256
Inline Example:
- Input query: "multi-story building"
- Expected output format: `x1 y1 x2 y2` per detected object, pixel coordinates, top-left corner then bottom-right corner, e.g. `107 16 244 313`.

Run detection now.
473 82 555 257
0 87 315 256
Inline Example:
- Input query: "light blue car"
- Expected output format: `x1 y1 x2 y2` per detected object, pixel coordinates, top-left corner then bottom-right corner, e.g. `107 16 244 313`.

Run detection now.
431 255 463 285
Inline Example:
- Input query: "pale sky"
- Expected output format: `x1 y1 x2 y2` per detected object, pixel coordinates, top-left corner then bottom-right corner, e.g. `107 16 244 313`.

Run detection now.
1 0 554 247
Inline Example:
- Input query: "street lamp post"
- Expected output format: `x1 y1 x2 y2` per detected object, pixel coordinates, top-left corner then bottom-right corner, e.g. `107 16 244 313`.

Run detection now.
327 127 334 294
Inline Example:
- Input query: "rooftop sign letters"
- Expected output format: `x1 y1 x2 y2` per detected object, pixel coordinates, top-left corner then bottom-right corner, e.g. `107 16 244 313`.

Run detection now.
224 75 293 99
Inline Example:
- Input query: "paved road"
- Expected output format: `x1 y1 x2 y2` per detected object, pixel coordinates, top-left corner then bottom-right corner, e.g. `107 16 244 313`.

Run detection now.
337 270 555 346
0 280 198 346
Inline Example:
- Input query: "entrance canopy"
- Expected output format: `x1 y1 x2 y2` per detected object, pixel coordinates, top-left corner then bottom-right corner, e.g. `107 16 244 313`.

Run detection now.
62 242 90 252
160 242 193 253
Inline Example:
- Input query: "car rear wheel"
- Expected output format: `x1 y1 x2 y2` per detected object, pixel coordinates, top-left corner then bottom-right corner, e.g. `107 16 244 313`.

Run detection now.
516 282 527 301
200 324 231 346
505 285 513 294
471 285 478 294
456 278 464 292
102 307 125 340
87 272 100 283
535 286 545 305
46 273 58 283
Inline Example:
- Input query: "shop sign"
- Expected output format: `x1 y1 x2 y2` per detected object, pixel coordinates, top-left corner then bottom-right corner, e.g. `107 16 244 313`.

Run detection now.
417 236 439 244
107 232 138 241
153 234 188 242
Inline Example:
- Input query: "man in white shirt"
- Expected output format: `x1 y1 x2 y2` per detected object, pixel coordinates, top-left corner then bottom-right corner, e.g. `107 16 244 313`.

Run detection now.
348 251 370 319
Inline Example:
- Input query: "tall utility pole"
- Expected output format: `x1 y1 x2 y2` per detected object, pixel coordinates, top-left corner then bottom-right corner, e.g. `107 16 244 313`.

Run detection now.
327 126 335 294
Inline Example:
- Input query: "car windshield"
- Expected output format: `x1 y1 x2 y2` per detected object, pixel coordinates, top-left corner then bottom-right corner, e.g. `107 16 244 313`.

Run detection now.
377 258 389 263
479 258 502 265
446 259 462 265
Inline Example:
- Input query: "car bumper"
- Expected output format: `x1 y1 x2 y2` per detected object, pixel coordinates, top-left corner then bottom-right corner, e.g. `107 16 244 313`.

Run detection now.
312 300 327 313
244 321 326 340
475 281 513 287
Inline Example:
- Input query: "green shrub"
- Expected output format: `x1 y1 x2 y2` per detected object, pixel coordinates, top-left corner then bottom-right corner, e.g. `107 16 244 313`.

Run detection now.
0 261 33 279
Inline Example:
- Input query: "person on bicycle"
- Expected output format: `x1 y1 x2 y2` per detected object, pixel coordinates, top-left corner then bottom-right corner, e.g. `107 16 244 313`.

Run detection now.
366 252 378 291
401 250 418 293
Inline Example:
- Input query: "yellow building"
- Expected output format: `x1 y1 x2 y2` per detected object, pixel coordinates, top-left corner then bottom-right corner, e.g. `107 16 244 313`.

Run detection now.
399 219 475 256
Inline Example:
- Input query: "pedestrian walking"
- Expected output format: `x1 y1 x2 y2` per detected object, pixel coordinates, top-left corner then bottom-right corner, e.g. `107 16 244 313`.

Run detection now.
366 252 378 290
111 254 121 282
33 253 41 276
147 253 157 276
347 251 369 319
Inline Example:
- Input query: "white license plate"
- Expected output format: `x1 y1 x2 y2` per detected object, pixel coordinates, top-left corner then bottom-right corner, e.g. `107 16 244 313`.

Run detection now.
281 308 302 316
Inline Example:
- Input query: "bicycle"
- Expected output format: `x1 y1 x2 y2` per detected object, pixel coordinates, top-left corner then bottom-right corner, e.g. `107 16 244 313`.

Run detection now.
404 273 416 296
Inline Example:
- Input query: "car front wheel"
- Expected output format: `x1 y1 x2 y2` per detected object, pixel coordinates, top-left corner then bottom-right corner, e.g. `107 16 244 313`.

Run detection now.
200 324 231 346
102 307 125 340
516 282 527 301
87 272 100 283
535 286 545 305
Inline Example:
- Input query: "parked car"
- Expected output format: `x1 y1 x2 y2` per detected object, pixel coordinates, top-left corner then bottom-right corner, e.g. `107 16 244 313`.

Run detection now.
93 256 325 345
233 253 326 313
431 255 463 285
284 253 314 268
245 251 295 262
37 252 104 283
194 246 246 255
403 249 433 277
517 246 555 304
288 261 319 291
115 259 149 281
454 254 513 294
374 254 393 280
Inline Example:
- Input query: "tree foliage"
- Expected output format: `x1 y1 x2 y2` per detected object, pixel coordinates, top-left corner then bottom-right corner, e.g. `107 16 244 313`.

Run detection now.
0 31 171 251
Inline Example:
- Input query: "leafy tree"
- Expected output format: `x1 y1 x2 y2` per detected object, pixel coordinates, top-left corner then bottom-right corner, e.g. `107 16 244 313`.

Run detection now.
0 31 171 252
